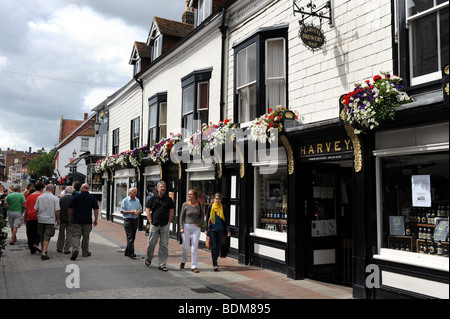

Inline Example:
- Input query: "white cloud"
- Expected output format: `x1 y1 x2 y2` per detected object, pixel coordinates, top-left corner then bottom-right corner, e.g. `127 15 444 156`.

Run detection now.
0 0 189 152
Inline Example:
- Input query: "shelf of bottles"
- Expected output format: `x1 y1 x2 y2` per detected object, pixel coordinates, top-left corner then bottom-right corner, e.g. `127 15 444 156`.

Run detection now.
390 203 449 257
260 208 288 233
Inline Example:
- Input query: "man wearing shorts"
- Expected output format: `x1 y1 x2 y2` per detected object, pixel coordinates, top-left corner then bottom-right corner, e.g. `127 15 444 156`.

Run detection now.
4 185 26 245
34 184 60 260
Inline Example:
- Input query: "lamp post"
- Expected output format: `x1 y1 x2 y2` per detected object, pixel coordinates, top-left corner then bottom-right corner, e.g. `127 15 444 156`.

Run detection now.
94 120 101 134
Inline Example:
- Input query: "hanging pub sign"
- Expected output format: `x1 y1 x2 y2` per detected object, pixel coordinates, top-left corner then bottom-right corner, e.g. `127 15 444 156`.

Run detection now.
299 23 326 52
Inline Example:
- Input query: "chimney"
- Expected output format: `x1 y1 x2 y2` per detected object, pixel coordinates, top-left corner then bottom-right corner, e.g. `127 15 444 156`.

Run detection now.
182 0 194 25
84 113 88 120
29 147 31 154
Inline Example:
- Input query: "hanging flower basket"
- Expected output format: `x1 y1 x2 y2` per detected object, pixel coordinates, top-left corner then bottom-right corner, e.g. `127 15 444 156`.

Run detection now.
94 146 147 173
189 119 234 156
341 72 413 134
249 105 300 144
149 132 182 164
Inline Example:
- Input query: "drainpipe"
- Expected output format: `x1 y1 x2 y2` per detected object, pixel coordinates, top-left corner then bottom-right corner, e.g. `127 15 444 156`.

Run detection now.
219 7 228 121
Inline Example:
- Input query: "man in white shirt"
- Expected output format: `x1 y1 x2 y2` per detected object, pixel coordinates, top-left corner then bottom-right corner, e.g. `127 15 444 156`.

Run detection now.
34 184 60 260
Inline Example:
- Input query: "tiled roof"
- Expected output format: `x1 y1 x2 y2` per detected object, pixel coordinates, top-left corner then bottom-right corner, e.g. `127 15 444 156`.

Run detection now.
154 17 194 38
60 119 83 142
135 41 152 59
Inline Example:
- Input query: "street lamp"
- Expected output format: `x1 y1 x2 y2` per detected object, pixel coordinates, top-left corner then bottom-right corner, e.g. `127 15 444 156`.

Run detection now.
94 120 101 134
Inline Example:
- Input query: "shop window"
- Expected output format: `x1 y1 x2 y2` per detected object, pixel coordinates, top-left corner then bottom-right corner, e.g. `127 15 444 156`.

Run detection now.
397 0 448 86
234 27 287 124
379 152 449 257
254 166 288 234
114 176 137 215
189 170 217 216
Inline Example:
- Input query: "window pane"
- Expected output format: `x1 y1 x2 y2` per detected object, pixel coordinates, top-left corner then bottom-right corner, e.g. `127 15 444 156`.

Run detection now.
184 113 193 135
198 82 209 110
412 14 438 77
266 39 285 78
149 127 156 146
159 102 167 125
267 79 286 109
408 0 434 16
237 49 247 87
239 84 257 123
149 104 157 127
247 43 257 83
183 85 195 114
159 124 167 140
440 8 449 70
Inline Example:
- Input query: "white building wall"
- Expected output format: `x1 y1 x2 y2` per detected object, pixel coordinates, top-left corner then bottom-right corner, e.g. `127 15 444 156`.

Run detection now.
226 0 393 124
108 85 142 154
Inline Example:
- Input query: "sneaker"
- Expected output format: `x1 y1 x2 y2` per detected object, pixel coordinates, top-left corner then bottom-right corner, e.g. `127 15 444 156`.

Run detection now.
191 268 199 273
41 254 49 260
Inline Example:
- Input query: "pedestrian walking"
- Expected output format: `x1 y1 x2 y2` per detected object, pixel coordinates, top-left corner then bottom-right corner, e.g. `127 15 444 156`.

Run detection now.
23 182 44 254
120 187 142 258
144 181 174 271
68 183 99 260
205 193 231 271
179 189 204 273
4 185 26 245
57 186 73 254
34 184 60 260
1 189 9 219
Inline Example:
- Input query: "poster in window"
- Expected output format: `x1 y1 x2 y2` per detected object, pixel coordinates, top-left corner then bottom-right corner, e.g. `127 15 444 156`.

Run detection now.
411 175 431 207
389 216 405 236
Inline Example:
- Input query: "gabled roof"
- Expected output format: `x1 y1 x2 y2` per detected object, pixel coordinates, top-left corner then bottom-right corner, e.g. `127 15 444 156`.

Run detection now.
129 41 152 64
55 113 96 150
151 17 194 40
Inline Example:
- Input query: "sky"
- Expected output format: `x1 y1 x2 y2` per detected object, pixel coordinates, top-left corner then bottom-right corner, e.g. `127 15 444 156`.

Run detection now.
0 0 187 153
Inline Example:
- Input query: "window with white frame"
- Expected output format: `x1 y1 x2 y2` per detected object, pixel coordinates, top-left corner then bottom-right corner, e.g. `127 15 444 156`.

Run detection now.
81 137 89 151
234 27 288 124
131 117 140 150
181 70 211 137
404 0 449 85
148 92 168 147
196 0 212 26
112 128 119 155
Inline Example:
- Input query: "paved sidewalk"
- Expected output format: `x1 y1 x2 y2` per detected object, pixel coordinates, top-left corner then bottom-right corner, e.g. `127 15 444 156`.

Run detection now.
95 218 353 299
1 218 352 299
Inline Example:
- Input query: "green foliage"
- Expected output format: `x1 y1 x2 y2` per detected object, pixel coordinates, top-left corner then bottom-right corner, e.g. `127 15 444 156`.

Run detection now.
27 148 57 178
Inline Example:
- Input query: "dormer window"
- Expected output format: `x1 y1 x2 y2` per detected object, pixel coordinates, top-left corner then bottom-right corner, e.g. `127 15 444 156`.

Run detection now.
148 27 163 61
196 0 212 26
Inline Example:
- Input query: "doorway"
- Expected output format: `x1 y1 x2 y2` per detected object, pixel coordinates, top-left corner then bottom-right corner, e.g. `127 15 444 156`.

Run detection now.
304 161 354 286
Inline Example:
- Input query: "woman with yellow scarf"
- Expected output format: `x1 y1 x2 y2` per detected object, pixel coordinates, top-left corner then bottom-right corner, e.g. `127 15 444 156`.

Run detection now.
205 193 231 271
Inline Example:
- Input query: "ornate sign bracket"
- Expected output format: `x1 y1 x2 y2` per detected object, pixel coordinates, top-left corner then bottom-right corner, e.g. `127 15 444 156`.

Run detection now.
293 0 333 27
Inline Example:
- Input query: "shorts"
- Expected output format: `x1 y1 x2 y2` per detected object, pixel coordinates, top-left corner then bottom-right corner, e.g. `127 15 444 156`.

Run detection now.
7 212 23 228
38 223 56 242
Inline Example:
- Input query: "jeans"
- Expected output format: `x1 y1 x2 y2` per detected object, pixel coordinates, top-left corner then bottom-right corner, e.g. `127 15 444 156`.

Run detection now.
209 229 224 267
181 223 200 269
123 218 139 256
146 223 169 267
25 220 40 253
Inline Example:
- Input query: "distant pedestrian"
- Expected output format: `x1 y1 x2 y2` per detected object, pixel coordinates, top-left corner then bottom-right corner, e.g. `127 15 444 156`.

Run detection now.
30 171 37 184
34 184 60 260
0 189 8 219
68 183 99 260
23 182 44 254
57 186 73 254
120 187 142 258
205 193 231 271
4 185 26 245
72 181 81 194
144 181 174 271
179 189 204 273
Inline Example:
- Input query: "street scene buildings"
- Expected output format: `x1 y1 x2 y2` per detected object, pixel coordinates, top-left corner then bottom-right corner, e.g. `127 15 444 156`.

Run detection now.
3 0 448 299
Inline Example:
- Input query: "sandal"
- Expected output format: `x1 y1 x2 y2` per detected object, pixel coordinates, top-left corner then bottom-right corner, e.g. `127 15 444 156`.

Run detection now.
159 266 168 271
145 259 151 267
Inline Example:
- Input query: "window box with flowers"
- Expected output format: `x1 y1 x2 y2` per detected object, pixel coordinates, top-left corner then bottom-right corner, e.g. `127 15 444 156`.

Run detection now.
189 119 235 156
341 72 413 134
249 105 300 144
149 132 182 164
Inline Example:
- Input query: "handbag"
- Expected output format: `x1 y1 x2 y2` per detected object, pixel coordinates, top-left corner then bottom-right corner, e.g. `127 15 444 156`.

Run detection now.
205 236 210 249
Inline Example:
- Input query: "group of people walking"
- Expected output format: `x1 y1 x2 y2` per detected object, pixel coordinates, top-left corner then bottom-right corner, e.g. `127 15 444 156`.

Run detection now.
2 179 231 272
122 180 231 272
1 181 99 261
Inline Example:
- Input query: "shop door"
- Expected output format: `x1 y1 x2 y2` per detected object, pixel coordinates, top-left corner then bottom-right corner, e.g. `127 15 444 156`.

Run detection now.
305 163 353 285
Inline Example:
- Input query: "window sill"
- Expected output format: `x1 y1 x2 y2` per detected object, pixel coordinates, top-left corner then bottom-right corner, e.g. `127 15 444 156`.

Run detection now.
374 248 449 272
